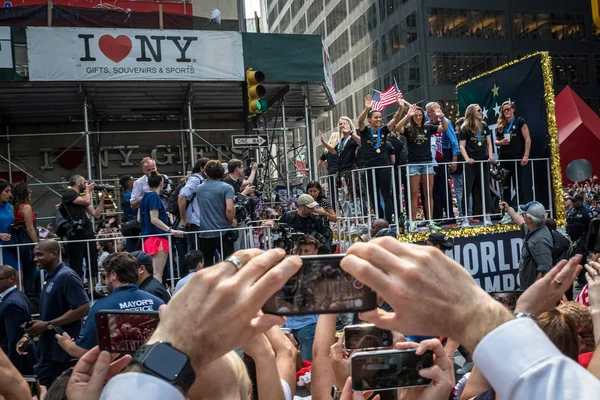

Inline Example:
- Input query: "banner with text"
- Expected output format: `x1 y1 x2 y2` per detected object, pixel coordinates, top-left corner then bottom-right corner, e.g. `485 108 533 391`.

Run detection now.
441 230 523 292
27 27 244 81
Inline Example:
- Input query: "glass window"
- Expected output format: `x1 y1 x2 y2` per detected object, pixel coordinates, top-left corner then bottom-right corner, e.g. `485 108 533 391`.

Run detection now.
334 63 353 92
292 0 303 15
278 0 286 15
313 21 326 39
280 10 291 32
594 26 600 41
430 53 509 85
596 57 600 83
367 3 378 31
329 31 349 62
348 0 361 13
294 16 306 33
406 11 418 43
354 80 377 116
326 1 347 36
307 0 324 28
353 44 375 79
350 16 367 47
428 8 440 37
268 7 277 31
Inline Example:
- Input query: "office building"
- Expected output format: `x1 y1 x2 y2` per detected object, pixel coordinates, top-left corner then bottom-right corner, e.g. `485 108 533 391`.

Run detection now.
263 0 600 131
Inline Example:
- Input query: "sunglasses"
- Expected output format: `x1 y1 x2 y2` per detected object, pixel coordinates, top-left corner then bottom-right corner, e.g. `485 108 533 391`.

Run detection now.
476 109 482 112
503 108 513 112
0 276 12 281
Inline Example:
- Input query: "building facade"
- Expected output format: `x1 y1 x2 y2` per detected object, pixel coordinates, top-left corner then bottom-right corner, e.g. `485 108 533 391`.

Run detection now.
263 0 600 131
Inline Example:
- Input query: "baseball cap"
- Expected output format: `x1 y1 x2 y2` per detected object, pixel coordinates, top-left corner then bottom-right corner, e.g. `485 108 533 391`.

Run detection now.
297 194 318 208
427 232 453 250
375 228 397 238
567 193 584 202
130 250 153 267
518 201 547 219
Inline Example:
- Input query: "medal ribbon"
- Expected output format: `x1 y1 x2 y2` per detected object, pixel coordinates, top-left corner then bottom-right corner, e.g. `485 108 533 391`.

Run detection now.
505 118 515 134
370 127 381 151
337 137 348 153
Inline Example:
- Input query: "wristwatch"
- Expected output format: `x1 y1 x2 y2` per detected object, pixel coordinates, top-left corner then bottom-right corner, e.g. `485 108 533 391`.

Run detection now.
331 385 343 400
514 312 538 321
131 342 195 393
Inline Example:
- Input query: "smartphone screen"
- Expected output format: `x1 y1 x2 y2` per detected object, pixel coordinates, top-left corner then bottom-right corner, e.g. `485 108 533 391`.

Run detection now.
489 290 524 312
587 218 600 253
344 324 393 351
95 310 159 354
262 255 377 316
351 349 433 392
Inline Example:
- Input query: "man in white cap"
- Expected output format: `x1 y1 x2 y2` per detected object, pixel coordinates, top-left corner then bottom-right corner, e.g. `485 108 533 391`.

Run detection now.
275 194 331 253
500 200 553 290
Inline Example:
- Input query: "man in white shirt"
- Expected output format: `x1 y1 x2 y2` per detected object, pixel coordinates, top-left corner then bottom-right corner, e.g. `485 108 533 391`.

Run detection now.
173 250 204 296
96 245 600 400
130 157 171 210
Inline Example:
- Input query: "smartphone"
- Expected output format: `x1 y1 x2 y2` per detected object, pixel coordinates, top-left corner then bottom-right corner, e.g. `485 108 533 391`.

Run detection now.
262 255 378 316
344 324 393 351
280 328 291 336
587 218 600 253
95 310 159 354
489 290 524 311
51 325 65 335
350 349 434 392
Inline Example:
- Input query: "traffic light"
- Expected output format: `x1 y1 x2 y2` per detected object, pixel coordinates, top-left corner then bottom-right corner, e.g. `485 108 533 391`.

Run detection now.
246 68 268 115
594 0 600 29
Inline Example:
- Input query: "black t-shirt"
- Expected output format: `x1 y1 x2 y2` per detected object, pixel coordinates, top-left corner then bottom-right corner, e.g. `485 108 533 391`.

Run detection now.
319 151 339 175
404 122 438 163
337 136 359 171
358 125 391 167
139 276 171 304
496 117 526 160
61 189 93 236
223 177 241 194
460 123 491 161
385 142 395 165
388 136 408 165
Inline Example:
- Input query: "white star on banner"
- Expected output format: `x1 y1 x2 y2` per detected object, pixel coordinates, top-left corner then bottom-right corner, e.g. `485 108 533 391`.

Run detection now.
482 107 489 120
493 102 501 116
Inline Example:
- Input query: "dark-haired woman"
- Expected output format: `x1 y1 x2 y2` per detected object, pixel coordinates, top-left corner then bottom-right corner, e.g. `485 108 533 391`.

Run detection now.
306 181 336 253
495 101 532 222
139 171 184 281
0 180 17 273
11 182 38 295
459 104 495 226
396 104 447 232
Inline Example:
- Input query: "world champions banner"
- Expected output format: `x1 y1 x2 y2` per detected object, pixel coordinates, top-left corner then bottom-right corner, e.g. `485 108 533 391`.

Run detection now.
440 231 523 292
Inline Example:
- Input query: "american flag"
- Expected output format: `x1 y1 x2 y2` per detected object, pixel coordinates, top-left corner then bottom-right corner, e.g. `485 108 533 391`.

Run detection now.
372 81 402 111
576 283 589 307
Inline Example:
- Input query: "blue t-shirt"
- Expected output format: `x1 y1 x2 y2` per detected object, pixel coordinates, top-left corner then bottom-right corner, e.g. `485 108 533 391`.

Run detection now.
122 189 137 222
140 191 169 236
0 203 17 268
173 271 195 295
40 263 89 361
196 180 234 238
76 284 164 350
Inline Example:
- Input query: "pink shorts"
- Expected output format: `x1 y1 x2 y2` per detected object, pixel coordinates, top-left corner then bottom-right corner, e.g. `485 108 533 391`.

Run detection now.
143 236 170 256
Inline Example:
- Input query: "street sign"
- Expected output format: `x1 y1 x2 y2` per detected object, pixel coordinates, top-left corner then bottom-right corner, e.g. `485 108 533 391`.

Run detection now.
231 134 269 148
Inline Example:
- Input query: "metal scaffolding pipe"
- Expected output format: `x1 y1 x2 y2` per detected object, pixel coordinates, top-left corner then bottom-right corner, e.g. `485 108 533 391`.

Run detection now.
6 126 12 183
282 102 290 200
187 101 195 170
84 99 93 181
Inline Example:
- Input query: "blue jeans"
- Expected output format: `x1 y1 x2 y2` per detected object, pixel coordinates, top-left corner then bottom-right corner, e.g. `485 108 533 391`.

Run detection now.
453 174 472 217
292 323 317 361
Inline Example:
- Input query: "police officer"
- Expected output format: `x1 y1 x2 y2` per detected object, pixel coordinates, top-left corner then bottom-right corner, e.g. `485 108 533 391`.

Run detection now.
566 193 592 285
273 194 330 254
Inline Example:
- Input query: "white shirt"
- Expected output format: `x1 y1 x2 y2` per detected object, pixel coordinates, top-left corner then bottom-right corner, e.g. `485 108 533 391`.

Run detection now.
172 271 195 296
0 285 16 301
474 317 600 399
131 174 170 209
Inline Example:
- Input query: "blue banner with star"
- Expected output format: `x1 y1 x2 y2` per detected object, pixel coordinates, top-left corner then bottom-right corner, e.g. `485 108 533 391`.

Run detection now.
457 54 549 159
457 54 553 210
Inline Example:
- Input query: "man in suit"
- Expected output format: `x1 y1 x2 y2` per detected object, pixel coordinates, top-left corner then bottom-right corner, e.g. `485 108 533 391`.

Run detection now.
0 264 31 373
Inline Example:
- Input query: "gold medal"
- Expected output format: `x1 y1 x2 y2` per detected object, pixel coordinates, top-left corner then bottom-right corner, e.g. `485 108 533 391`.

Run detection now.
478 142 482 146
376 148 381 153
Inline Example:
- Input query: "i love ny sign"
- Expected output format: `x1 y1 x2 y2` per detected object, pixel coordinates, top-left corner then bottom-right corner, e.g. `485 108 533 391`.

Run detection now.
26 27 245 81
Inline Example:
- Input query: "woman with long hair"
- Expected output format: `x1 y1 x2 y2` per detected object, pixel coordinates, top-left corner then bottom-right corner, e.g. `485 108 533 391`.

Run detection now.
495 101 532 222
0 180 17 273
10 182 38 295
459 104 495 226
306 180 336 253
395 104 447 232
318 131 340 175
321 117 359 204
139 171 184 281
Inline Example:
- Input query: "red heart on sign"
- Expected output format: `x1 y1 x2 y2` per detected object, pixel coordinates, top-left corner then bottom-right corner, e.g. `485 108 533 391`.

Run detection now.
98 35 132 63
56 147 85 170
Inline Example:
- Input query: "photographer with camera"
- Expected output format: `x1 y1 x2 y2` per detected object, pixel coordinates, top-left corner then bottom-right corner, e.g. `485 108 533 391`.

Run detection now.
267 194 331 254
224 159 256 251
60 174 106 279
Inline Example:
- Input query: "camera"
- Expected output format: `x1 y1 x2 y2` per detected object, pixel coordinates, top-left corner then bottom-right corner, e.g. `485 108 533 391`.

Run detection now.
88 182 115 192
234 194 251 224
490 163 510 182
161 176 173 197
274 224 313 253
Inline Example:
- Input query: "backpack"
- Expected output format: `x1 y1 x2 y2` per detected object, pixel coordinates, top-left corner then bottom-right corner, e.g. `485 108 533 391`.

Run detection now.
55 203 72 238
551 230 574 264
167 182 186 216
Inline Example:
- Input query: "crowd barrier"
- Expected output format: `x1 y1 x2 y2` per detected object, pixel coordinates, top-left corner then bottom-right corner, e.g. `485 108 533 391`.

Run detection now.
319 157 553 236
0 224 274 303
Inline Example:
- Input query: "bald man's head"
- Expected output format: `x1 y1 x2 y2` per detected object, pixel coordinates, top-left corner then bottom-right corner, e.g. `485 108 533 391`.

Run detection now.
34 239 61 270
371 218 390 237
0 264 17 290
